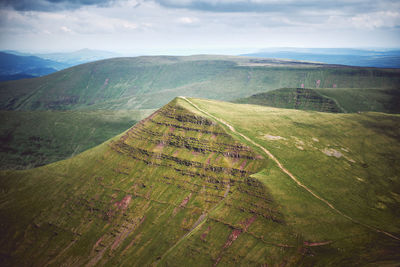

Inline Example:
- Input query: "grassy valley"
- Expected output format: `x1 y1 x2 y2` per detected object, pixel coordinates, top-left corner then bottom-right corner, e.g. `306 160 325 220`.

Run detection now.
0 97 399 266
0 109 153 169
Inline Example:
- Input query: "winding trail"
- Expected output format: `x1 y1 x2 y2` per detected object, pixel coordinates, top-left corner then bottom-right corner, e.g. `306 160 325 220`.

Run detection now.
179 96 400 242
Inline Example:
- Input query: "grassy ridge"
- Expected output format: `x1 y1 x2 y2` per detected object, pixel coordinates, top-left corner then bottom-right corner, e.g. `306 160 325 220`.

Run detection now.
1 55 399 111
1 98 399 265
0 109 153 169
190 98 400 238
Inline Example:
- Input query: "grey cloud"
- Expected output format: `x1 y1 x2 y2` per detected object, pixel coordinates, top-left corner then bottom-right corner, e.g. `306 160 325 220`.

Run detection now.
152 0 397 14
0 0 116 11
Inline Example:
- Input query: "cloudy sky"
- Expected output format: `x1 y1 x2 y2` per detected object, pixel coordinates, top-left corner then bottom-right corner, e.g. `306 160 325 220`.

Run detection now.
0 0 399 54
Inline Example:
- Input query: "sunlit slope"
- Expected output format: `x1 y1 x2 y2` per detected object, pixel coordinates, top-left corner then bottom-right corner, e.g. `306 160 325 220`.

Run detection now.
1 55 399 111
0 97 399 266
188 98 400 254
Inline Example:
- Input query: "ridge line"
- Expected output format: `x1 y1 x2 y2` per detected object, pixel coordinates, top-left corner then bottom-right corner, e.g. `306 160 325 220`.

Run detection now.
179 96 400 242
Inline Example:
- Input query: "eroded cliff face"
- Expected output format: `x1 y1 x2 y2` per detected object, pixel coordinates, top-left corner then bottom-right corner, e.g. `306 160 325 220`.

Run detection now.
1 99 308 266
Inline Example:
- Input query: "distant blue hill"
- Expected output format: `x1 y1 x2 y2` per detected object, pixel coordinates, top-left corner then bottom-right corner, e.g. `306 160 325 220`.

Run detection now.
36 48 120 65
4 48 120 66
241 48 400 68
0 73 36 82
0 52 68 81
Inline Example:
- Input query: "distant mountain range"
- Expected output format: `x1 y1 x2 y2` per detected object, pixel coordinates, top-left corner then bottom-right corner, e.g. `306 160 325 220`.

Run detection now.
241 48 400 68
2 55 399 111
2 47 399 82
36 48 120 65
0 52 68 81
4 48 120 66
0 49 120 81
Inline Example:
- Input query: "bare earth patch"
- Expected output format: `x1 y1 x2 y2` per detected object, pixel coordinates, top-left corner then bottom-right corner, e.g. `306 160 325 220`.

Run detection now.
154 142 165 151
356 177 365 182
264 134 286 141
322 148 343 158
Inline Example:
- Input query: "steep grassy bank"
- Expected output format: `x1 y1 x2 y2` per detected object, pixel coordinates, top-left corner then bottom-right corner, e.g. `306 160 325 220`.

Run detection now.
0 98 399 266
0 99 276 266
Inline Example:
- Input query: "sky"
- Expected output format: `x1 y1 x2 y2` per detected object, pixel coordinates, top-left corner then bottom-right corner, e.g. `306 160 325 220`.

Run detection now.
0 0 399 54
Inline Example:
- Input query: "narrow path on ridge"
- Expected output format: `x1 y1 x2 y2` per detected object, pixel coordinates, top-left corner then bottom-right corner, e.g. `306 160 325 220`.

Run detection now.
179 96 400 242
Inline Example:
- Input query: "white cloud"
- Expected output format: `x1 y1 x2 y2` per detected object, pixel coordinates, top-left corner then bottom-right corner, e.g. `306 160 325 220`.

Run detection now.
61 26 73 33
177 16 198 24
122 22 138 29
351 11 400 29
0 0 399 52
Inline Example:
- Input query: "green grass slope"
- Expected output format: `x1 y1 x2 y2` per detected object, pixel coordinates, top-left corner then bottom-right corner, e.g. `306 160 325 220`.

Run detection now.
0 98 399 266
234 88 344 113
0 109 153 169
188 98 400 263
1 55 399 111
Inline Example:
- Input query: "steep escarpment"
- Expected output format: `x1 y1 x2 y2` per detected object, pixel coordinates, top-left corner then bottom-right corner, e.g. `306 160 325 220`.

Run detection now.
0 98 309 266
235 88 343 113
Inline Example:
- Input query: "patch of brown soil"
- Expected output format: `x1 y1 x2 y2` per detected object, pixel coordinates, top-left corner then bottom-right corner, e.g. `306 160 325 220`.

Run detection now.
201 226 211 241
303 240 332 247
173 193 192 215
239 160 247 170
114 195 132 210
214 215 256 266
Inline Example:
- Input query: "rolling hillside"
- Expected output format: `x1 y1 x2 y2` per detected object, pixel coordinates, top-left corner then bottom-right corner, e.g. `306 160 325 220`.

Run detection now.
1 55 399 111
0 97 399 266
235 87 400 114
0 109 153 169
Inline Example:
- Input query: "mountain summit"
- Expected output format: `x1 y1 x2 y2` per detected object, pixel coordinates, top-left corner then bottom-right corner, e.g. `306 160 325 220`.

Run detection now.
1 97 399 266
